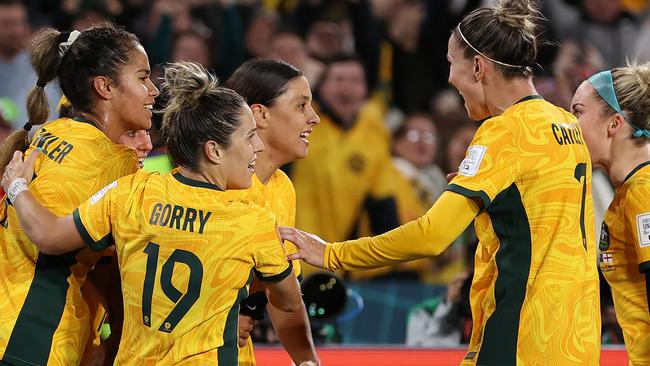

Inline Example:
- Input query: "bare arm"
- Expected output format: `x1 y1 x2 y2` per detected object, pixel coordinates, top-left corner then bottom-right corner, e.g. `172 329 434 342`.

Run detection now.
264 272 302 313
267 288 318 365
1 151 85 254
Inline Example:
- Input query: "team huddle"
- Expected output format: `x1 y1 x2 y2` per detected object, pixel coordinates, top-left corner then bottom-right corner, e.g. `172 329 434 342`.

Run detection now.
1 0 650 365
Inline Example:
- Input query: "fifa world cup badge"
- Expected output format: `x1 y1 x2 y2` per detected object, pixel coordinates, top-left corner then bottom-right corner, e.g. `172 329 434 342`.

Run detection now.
637 213 650 248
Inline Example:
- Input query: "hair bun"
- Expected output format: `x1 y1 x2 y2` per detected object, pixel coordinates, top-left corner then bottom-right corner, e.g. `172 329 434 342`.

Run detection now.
631 61 650 88
162 61 219 111
494 0 538 33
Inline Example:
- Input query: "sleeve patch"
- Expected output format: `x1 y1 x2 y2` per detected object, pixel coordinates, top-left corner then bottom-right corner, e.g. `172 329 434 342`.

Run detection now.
459 145 487 177
90 180 118 205
637 212 650 248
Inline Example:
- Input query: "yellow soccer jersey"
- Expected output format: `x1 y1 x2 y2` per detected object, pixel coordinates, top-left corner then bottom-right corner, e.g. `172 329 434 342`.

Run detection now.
447 96 600 365
600 161 650 364
291 100 394 243
0 117 139 366
224 171 300 366
73 170 293 365
225 170 300 278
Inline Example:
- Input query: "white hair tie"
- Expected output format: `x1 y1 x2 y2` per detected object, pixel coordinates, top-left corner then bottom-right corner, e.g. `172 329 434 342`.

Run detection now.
58 30 81 57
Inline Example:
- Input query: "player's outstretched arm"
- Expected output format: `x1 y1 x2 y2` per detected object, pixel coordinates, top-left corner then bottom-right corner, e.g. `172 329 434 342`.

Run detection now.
1 150 85 254
281 191 480 271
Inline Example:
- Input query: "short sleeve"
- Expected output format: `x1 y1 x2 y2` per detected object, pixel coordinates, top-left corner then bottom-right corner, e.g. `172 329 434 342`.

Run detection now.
624 184 650 272
447 118 518 209
251 211 293 282
73 180 120 252
281 181 302 279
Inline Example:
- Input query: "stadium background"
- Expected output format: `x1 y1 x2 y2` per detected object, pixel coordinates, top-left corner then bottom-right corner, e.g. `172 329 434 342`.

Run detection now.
1 0 648 362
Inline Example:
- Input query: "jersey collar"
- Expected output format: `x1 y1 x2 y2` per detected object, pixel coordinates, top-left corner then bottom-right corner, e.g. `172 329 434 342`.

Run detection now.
72 116 97 126
514 95 544 105
623 160 650 185
172 172 223 191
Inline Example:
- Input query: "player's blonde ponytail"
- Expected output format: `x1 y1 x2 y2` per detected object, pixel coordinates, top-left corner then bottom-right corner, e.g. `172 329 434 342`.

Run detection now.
612 61 650 138
160 61 248 169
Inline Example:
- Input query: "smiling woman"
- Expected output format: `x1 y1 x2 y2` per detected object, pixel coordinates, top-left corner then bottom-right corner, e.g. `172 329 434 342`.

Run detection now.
0 22 159 366
1 61 306 365
224 58 320 366
280 1 601 365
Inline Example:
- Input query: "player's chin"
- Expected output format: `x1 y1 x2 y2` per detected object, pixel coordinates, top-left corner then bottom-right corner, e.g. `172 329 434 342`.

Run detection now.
292 143 309 160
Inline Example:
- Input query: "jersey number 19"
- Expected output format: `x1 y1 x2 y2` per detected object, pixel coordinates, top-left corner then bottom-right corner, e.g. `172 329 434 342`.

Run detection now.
141 242 204 333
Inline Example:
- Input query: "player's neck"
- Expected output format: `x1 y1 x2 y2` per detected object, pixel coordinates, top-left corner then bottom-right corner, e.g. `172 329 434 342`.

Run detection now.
177 166 225 190
76 110 122 144
608 142 650 187
253 150 279 184
485 78 538 117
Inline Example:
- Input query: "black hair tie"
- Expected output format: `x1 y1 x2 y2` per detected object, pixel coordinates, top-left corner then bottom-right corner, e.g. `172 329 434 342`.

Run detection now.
36 79 46 88
23 122 32 132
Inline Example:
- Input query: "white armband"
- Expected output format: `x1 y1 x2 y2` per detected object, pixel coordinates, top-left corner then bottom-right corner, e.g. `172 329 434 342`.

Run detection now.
7 178 28 205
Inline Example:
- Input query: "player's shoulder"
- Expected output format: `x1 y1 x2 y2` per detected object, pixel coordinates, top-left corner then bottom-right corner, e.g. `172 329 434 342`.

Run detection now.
44 117 136 160
223 195 278 230
505 96 573 123
624 165 650 200
268 170 295 192
472 115 510 145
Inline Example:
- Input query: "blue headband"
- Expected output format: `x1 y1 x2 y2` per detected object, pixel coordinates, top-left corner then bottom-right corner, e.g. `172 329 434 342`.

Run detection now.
588 70 650 138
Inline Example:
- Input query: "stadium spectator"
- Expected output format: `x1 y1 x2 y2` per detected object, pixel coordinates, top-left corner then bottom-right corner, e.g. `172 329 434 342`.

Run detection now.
0 0 61 127
289 55 399 251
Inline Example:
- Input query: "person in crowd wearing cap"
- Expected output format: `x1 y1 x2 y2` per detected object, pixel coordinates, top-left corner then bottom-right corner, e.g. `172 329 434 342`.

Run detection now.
571 62 650 364
280 0 602 364
0 23 158 366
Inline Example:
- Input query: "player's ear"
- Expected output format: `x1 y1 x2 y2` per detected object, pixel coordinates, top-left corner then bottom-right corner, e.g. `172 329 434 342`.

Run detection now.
473 56 485 82
608 114 625 137
92 76 114 100
204 140 222 164
251 104 269 129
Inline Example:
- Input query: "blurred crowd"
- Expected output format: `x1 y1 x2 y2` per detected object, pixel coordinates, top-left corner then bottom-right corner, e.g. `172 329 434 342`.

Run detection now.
1 0 648 348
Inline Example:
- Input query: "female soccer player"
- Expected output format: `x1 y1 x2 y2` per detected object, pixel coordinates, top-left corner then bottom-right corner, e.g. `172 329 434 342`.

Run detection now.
119 129 153 168
280 1 601 365
572 62 650 364
0 23 158 366
224 59 320 366
2 61 304 365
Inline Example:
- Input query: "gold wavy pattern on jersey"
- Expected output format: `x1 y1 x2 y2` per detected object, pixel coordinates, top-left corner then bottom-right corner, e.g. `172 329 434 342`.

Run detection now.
602 165 650 364
453 100 600 365
77 171 289 364
0 118 138 365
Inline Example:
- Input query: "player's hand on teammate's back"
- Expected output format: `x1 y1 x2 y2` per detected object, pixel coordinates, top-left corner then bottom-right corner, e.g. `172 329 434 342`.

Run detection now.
279 227 327 269
1 149 39 192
